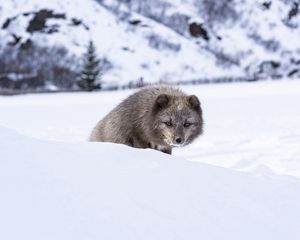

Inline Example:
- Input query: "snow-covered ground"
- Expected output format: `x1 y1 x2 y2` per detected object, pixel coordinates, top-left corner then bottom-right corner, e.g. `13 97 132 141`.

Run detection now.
178 80 300 178
1 126 300 240
1 80 300 239
1 79 300 177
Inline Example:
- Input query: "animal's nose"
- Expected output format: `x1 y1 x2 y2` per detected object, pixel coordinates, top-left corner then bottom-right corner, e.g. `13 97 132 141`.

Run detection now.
175 137 182 144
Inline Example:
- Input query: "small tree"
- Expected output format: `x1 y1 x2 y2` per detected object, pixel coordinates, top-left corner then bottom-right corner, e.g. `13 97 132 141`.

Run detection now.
79 41 101 91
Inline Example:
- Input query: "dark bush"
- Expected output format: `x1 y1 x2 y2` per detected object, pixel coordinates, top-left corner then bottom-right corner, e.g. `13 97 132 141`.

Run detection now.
195 0 239 26
0 43 79 91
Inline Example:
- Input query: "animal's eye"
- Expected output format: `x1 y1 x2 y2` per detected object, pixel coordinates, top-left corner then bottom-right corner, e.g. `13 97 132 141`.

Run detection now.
165 121 172 127
184 122 191 128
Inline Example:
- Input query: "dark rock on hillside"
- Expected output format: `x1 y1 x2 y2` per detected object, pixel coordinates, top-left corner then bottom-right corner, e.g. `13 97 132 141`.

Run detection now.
27 9 66 33
2 18 11 29
262 1 272 10
288 69 299 77
189 22 209 41
288 2 299 20
128 19 141 25
8 34 22 46
70 18 89 30
2 16 17 29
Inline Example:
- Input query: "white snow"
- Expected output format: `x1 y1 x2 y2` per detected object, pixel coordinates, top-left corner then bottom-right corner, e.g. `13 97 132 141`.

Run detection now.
1 79 300 177
176 80 300 178
1 80 300 239
1 126 300 240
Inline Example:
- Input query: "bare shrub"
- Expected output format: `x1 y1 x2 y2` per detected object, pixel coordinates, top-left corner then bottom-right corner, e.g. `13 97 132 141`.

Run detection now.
0 43 79 90
195 0 239 27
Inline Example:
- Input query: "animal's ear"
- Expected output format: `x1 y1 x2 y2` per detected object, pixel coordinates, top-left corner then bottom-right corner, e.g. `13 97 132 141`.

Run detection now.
154 94 170 110
188 95 201 111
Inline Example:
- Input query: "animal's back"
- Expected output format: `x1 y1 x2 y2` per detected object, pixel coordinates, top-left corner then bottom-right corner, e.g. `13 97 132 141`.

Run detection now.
89 86 184 143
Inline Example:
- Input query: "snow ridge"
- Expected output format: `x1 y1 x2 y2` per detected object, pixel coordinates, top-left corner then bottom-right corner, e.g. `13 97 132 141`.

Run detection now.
1 126 300 240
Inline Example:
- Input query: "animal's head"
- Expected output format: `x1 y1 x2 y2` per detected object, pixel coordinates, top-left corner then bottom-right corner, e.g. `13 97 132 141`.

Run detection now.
150 93 203 147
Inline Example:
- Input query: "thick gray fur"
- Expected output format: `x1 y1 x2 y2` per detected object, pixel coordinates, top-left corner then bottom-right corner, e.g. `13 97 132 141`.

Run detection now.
89 85 203 154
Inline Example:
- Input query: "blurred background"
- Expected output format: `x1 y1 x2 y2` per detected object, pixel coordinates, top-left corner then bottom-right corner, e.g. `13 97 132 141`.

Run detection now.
0 0 300 94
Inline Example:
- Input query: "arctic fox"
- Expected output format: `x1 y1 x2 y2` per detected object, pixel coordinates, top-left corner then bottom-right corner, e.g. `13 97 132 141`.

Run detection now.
89 85 203 154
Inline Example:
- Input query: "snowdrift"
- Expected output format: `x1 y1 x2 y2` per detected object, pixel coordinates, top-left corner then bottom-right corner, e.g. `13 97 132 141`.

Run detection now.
1 126 300 240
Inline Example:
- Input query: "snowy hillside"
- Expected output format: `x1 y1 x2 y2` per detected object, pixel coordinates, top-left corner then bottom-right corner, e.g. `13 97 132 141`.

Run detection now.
1 0 300 91
0 0 239 90
1 126 300 240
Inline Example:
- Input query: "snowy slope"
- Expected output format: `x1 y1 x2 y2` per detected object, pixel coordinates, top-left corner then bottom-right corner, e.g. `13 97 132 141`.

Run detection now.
1 126 300 240
102 0 300 78
1 0 300 91
0 0 239 86
217 0 300 77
